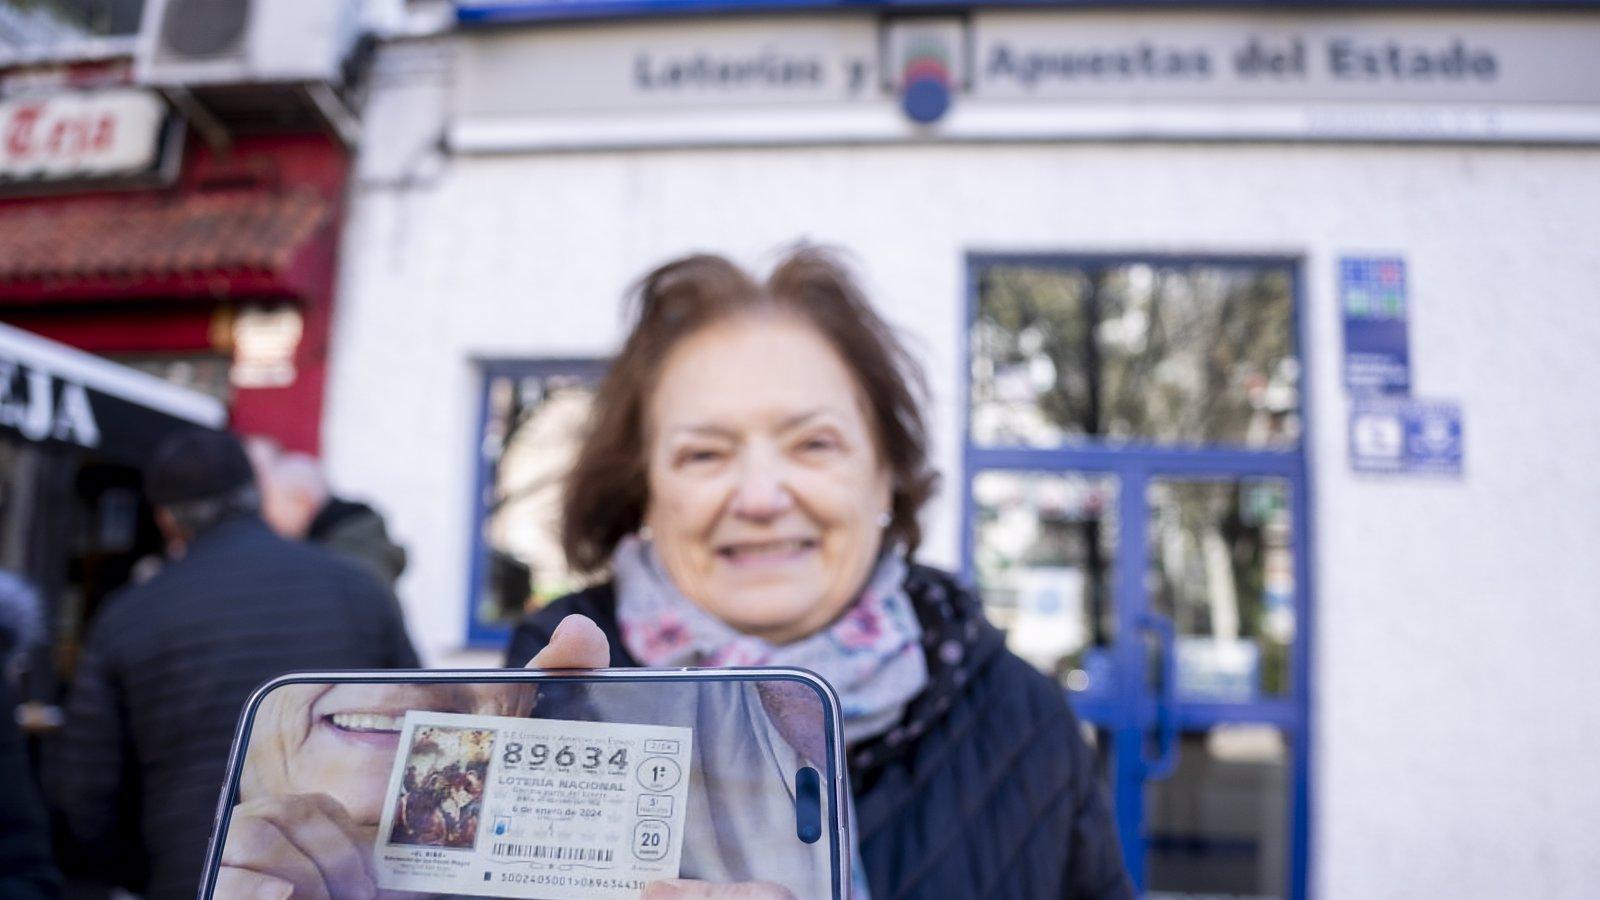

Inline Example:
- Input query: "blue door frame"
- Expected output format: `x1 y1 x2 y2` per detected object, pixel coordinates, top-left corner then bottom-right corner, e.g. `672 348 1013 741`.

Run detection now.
960 253 1314 899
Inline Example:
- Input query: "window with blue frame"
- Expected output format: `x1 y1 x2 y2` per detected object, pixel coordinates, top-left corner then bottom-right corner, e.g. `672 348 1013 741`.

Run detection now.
970 261 1300 451
467 360 608 647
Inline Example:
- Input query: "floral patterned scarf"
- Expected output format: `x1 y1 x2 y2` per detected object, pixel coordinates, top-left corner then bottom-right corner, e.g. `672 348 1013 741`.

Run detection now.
611 535 929 748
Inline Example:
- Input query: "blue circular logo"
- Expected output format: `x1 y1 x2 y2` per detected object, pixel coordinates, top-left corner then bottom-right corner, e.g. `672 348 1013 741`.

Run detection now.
902 77 952 125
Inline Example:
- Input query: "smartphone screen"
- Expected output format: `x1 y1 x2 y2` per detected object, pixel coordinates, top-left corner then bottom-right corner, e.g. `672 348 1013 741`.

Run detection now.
200 670 845 900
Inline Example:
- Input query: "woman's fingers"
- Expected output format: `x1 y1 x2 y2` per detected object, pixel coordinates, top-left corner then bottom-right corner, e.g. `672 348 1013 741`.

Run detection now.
249 794 377 898
641 880 799 899
221 815 333 900
222 794 377 900
215 866 296 900
303 793 379 886
528 614 611 669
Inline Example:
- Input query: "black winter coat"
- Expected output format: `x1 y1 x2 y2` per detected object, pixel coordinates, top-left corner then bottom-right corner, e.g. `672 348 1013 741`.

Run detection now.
506 565 1135 900
48 515 419 900
308 496 409 589
0 677 58 900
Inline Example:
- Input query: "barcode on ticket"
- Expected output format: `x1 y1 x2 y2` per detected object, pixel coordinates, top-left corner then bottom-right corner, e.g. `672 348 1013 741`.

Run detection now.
491 843 615 863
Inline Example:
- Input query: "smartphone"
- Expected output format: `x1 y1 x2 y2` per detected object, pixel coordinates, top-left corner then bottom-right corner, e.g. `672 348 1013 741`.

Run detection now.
198 668 849 900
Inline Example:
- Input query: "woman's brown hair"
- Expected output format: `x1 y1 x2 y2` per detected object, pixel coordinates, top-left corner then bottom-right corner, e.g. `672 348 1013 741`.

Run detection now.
561 247 939 574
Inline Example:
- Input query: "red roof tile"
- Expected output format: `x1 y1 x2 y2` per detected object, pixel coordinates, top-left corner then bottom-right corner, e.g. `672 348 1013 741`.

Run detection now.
0 189 330 283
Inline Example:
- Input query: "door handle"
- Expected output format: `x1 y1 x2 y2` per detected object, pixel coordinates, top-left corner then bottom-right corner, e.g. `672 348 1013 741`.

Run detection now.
1138 611 1179 781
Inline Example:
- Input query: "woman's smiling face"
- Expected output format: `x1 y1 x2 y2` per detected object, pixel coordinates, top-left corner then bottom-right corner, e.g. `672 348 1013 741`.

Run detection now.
644 313 893 644
239 682 534 832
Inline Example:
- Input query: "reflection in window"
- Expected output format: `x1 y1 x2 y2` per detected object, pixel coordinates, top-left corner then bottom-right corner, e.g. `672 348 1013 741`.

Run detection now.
1147 479 1295 701
5 0 145 37
972 262 1299 449
475 371 598 632
1145 724 1289 899
971 471 1118 691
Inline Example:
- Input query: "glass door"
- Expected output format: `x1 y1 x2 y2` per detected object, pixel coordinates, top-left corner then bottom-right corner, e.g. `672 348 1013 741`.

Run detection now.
965 256 1307 898
1141 475 1300 899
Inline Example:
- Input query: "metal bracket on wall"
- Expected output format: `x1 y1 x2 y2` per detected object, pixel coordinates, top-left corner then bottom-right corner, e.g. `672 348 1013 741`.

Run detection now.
161 85 232 156
305 82 361 149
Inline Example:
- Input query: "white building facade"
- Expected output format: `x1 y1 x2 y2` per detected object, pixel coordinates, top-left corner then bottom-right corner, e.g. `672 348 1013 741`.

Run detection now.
325 3 1600 898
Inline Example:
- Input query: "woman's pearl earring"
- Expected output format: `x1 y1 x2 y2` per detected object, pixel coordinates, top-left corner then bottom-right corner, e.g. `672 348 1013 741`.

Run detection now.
876 512 892 529
639 524 654 541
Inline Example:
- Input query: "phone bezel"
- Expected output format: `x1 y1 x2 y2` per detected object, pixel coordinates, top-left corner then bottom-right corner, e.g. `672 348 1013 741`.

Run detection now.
198 667 850 899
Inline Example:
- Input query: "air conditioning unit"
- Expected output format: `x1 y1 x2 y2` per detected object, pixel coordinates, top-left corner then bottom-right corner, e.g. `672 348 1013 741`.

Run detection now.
136 0 364 88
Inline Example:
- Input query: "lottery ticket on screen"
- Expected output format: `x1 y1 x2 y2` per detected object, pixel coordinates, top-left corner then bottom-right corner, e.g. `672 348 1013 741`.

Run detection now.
373 710 694 900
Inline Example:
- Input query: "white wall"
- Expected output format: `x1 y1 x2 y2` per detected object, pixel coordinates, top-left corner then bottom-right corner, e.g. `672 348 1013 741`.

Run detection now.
327 40 1600 900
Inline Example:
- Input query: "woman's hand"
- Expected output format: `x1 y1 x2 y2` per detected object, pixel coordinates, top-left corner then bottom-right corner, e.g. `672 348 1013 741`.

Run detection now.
529 618 796 900
218 793 377 900
527 614 611 669
642 880 798 899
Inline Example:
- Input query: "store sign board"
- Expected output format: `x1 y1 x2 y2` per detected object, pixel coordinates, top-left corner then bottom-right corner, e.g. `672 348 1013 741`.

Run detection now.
0 354 232 463
0 88 175 189
1349 397 1463 476
970 13 1600 104
1340 256 1411 395
450 11 1600 150
0 324 227 463
457 17 879 118
0 359 101 450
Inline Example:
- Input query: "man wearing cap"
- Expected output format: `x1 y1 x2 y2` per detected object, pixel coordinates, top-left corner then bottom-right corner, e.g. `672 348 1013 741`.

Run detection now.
49 429 420 900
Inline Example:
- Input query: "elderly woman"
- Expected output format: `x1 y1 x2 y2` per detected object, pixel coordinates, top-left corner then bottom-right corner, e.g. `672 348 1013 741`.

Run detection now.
509 249 1134 899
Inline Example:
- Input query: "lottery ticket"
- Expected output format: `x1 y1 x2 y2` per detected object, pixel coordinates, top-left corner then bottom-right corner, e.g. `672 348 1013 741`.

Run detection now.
373 710 694 900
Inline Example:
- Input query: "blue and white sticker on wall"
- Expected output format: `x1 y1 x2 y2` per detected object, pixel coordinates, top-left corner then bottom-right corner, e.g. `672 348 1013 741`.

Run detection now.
1339 255 1465 477
1349 396 1464 477
886 19 967 126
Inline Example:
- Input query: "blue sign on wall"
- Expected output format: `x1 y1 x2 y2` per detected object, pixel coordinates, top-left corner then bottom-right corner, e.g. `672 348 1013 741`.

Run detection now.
1340 256 1411 395
1349 397 1463 476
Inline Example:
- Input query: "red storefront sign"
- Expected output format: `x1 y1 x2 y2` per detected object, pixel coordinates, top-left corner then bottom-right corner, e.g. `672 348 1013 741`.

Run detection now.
1 87 177 188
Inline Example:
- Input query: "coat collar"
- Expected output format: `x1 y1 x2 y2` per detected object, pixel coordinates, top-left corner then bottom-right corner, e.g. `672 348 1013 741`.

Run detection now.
846 565 1005 777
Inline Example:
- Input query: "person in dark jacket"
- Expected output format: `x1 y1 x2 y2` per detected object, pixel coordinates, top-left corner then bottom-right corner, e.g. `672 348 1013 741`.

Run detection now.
0 569 43 685
48 429 420 900
505 250 1135 899
307 495 408 587
1 675 59 900
248 443 409 589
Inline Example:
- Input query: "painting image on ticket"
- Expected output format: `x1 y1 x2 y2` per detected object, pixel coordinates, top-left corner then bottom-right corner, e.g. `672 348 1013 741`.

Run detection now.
388 724 496 850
